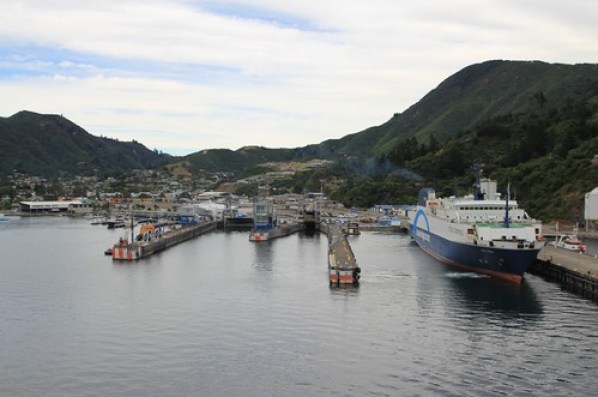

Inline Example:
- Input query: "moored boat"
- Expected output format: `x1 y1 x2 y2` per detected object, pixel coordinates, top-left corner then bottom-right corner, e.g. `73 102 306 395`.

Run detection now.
0 213 19 222
550 232 586 253
90 215 107 225
249 197 276 241
344 221 361 236
408 165 545 283
248 185 301 241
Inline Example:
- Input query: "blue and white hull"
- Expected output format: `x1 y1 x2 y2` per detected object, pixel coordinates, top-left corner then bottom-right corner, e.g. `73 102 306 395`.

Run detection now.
409 205 544 283
411 224 541 283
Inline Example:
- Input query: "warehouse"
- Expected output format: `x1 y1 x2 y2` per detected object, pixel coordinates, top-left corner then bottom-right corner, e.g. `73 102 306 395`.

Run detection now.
19 199 92 213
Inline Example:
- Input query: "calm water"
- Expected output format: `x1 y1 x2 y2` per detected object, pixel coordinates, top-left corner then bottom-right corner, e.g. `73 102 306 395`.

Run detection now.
1 217 597 396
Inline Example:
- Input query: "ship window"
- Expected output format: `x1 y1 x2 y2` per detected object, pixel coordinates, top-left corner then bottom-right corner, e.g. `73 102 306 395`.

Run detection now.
467 228 474 235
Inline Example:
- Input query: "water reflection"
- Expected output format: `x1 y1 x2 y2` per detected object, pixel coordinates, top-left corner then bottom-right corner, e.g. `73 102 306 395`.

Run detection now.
329 283 360 294
446 271 544 318
252 242 275 272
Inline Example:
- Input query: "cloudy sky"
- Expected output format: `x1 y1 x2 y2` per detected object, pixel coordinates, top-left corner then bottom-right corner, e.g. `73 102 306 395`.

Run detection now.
1 1 597 155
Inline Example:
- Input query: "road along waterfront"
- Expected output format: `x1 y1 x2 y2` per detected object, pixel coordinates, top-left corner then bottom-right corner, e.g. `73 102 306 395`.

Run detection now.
1 217 597 396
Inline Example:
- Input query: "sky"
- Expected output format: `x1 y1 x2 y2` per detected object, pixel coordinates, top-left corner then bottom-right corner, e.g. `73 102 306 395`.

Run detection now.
1 1 597 156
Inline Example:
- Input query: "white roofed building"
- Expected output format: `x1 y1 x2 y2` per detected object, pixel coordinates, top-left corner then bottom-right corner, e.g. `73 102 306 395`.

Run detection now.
19 198 92 213
585 187 598 229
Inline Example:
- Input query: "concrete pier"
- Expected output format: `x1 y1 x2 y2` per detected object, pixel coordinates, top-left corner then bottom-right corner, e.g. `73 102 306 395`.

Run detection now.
113 221 218 260
530 245 598 303
321 223 360 285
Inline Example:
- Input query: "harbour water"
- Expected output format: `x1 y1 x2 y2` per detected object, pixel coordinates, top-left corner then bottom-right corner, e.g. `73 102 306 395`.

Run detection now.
1 217 597 396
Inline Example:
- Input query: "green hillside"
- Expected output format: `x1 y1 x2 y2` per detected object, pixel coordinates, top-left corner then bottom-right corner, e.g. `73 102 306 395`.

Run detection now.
321 60 598 157
182 146 300 175
329 93 598 223
0 111 170 176
3 61 598 179
2 60 598 223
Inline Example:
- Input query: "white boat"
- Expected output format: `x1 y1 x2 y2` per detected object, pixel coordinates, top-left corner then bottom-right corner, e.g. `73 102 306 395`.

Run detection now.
90 215 108 225
0 213 19 222
408 165 545 284
550 232 586 253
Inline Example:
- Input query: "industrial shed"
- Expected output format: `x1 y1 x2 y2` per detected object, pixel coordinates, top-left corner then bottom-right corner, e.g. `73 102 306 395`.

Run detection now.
19 199 92 213
585 187 598 229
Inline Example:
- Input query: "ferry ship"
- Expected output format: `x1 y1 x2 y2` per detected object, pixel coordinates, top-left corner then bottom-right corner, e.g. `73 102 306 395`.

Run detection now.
408 166 544 283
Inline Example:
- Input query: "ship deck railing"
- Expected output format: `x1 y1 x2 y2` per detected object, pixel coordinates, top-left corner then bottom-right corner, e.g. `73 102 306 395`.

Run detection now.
442 214 540 226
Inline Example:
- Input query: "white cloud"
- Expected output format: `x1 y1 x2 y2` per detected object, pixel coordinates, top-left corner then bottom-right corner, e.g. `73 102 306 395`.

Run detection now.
1 0 597 155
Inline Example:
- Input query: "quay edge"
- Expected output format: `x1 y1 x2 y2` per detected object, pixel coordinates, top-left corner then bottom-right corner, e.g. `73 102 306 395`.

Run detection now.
320 223 361 286
530 245 598 304
112 221 218 260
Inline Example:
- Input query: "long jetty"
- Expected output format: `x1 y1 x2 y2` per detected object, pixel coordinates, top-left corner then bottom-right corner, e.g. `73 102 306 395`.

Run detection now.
113 221 218 260
530 245 598 303
111 214 362 286
320 222 360 285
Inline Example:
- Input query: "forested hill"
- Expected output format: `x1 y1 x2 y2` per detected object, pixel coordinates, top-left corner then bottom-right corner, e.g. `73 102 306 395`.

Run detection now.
2 60 598 183
0 111 170 177
313 60 598 158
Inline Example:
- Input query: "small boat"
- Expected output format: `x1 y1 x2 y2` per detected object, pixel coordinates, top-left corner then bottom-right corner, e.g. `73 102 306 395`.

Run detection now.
344 221 361 235
249 197 276 241
550 233 587 253
0 213 19 222
90 215 107 225
106 217 126 229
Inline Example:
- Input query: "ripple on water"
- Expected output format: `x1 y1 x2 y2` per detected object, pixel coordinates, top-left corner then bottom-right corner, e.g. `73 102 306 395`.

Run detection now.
1 219 598 396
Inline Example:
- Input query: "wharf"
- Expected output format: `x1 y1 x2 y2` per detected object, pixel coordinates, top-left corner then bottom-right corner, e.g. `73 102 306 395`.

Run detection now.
272 223 304 238
249 222 303 242
321 223 360 285
223 217 254 229
113 221 218 260
530 245 598 303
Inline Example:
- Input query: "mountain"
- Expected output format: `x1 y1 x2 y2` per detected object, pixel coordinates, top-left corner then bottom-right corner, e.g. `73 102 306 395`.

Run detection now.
182 146 300 174
0 111 170 177
2 60 598 179
180 60 598 175
315 60 598 157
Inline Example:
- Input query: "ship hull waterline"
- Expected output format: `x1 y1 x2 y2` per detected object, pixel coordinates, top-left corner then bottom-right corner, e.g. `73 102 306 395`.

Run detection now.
410 225 541 284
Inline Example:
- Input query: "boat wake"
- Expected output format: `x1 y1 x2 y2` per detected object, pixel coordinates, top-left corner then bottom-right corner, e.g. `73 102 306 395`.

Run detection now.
368 272 412 279
445 271 490 279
